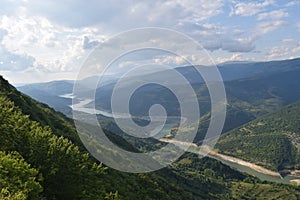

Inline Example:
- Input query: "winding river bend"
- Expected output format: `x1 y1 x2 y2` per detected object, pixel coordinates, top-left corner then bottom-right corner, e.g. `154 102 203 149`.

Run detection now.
160 138 300 184
70 97 300 185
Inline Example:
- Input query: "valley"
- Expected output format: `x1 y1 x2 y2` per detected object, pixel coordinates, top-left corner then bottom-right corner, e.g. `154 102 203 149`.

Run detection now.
3 75 300 199
3 57 300 199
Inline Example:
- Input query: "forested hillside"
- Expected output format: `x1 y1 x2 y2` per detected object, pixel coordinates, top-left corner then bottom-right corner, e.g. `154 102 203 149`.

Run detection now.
216 101 300 171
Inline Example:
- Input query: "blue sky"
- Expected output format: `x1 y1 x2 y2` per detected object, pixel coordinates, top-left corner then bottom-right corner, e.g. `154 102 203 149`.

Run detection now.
0 0 299 84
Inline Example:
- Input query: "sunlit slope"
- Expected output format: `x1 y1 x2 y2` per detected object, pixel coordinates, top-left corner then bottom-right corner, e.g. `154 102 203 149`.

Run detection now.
216 101 300 171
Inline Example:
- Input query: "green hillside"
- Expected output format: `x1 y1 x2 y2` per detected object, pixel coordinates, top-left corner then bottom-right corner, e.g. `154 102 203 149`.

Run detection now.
1 75 300 199
0 76 80 145
216 101 300 171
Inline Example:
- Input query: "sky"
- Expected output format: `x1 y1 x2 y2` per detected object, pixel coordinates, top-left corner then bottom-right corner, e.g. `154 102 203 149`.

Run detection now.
0 0 300 84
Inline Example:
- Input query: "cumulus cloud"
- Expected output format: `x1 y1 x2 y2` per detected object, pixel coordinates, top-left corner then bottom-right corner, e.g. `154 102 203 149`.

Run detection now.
267 46 290 59
267 42 300 60
0 0 24 16
257 9 289 21
200 39 254 52
282 38 295 43
297 23 300 32
0 15 101 72
215 53 253 63
176 21 256 53
0 49 36 71
0 28 7 40
0 28 36 71
83 36 100 49
256 20 287 34
230 0 275 17
21 0 225 30
153 54 194 66
0 0 299 82
221 39 255 52
0 0 230 76
285 0 300 7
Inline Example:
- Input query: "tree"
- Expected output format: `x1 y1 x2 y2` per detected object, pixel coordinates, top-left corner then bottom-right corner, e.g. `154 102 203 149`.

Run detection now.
0 151 43 199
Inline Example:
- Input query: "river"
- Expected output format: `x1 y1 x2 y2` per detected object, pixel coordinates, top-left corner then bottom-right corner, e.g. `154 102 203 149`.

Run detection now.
68 94 300 184
160 138 299 184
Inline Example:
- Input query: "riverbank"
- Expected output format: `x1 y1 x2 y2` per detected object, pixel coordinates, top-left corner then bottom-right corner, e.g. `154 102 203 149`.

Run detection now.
207 147 281 177
161 138 281 177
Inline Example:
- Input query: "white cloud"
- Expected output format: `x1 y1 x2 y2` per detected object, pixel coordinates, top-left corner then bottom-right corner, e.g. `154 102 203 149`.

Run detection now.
267 46 290 59
257 9 289 21
256 20 287 34
285 0 300 7
0 0 299 83
153 54 195 66
267 42 300 59
297 23 300 32
200 37 256 53
230 0 275 17
0 0 232 77
21 0 225 29
281 38 295 43
0 15 105 73
83 36 101 49
177 21 256 53
0 48 35 71
215 53 246 63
